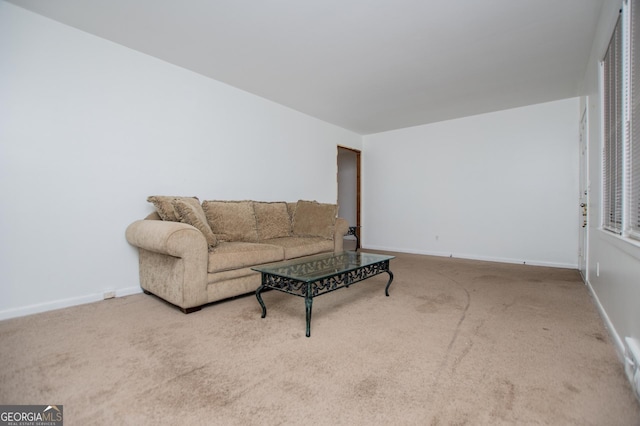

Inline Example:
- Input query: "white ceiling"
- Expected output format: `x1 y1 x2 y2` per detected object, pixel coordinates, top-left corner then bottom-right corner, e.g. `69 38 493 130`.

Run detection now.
8 0 604 135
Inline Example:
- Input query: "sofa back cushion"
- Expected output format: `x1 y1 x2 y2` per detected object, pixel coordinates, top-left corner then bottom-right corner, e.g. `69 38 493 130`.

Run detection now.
173 199 218 248
147 195 199 222
202 200 259 242
253 202 291 240
292 200 337 240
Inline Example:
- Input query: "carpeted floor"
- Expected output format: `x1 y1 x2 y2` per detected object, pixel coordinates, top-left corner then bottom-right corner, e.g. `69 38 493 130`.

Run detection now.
1 251 639 425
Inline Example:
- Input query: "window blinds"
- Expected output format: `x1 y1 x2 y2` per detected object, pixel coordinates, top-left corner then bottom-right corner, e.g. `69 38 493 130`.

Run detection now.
603 16 624 234
630 0 640 237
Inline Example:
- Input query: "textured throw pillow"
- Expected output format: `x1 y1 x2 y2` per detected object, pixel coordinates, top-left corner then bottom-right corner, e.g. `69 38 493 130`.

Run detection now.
202 200 259 242
173 199 218 248
147 195 199 222
253 202 291 240
292 200 337 240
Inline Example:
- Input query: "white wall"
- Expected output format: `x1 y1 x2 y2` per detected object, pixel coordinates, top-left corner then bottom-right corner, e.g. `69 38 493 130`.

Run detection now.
0 3 361 319
362 98 580 268
581 0 640 362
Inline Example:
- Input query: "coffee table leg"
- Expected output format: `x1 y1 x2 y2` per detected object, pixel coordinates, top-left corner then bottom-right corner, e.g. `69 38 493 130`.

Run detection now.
256 284 267 318
305 290 313 338
384 270 394 297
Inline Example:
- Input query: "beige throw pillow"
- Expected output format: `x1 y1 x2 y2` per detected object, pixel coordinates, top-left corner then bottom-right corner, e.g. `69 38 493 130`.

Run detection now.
147 195 199 222
173 199 218 248
202 200 258 242
254 202 291 240
292 200 337 240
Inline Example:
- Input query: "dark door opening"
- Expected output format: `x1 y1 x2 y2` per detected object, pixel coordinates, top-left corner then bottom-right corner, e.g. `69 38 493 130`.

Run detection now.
337 146 361 250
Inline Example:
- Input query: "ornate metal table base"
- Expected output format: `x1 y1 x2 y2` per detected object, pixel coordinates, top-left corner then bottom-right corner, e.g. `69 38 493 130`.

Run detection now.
254 253 394 337
346 226 360 251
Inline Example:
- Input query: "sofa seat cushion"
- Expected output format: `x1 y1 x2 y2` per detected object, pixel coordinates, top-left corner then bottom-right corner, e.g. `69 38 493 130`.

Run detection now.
262 237 334 260
207 266 257 284
207 242 284 273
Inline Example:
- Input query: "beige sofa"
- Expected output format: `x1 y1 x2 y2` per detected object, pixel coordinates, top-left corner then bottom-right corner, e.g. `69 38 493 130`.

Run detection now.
126 197 349 313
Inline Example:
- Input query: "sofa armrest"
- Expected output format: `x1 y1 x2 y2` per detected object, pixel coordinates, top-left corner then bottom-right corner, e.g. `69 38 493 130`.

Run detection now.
126 219 209 311
333 217 349 252
126 220 207 257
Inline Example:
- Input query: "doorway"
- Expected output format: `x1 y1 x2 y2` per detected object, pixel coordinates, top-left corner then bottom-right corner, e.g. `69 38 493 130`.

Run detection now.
337 146 361 250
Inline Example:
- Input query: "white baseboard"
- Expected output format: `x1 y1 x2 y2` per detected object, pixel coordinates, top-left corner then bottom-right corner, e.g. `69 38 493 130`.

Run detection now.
116 286 143 298
583 275 640 402
0 286 142 321
363 245 578 269
583 278 626 364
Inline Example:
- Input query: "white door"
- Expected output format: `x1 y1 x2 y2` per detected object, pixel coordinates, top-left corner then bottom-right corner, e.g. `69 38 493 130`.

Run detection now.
578 106 589 281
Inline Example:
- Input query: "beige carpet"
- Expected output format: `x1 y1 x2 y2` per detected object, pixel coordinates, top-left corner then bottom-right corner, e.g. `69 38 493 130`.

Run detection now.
1 251 639 425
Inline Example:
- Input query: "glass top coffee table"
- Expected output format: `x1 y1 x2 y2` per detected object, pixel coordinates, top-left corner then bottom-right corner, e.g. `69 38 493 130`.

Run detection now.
252 251 395 337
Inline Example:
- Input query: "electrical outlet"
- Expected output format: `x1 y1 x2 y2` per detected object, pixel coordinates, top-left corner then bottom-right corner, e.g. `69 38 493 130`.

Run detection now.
103 290 116 299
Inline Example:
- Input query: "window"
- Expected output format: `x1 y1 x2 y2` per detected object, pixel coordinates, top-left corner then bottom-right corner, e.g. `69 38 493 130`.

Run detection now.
603 15 623 233
602 0 640 240
630 0 640 238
